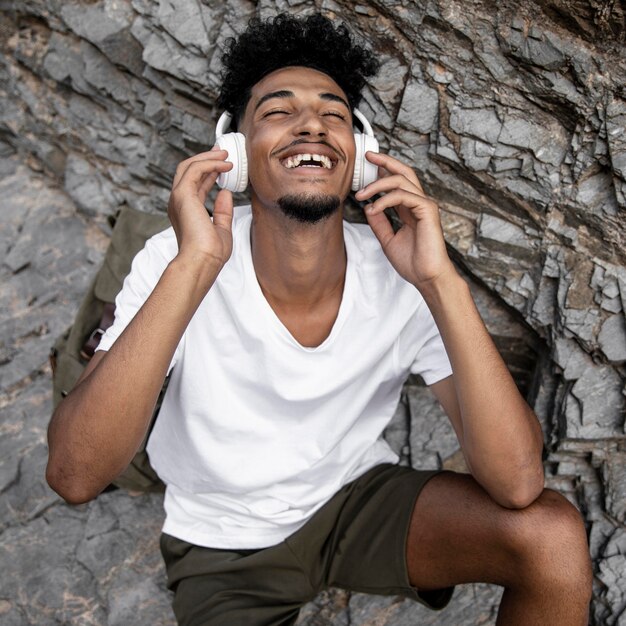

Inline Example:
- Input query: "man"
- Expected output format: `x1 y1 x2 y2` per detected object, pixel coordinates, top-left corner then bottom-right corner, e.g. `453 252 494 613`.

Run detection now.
47 13 592 626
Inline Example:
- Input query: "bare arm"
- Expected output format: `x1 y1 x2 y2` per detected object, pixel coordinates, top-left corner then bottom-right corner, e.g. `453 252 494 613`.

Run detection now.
359 151 544 509
46 149 234 504
424 274 544 509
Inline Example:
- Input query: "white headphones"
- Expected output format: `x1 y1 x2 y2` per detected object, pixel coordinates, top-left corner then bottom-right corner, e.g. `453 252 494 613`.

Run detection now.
214 109 379 193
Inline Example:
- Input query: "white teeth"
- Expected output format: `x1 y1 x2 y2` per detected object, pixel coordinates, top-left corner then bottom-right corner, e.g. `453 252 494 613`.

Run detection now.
282 153 334 169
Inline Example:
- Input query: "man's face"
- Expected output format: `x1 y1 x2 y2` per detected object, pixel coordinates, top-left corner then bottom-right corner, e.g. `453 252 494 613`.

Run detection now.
238 66 356 222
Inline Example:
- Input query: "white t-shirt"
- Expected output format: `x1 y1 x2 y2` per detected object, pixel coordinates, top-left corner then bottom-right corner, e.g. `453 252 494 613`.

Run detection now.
97 207 452 549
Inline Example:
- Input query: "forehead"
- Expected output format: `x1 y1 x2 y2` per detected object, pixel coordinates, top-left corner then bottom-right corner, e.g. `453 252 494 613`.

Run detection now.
248 66 348 107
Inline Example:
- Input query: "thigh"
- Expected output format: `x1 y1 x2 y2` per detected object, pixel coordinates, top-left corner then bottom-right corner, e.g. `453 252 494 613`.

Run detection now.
405 471 572 591
286 463 454 610
160 533 313 626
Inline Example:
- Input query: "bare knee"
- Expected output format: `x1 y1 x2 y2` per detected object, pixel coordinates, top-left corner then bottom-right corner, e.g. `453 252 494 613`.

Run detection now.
505 489 592 599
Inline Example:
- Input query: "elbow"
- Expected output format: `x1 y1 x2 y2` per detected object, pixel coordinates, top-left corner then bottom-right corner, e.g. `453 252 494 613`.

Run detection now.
493 418 546 510
46 420 104 505
496 467 545 510
498 488 542 510
46 461 100 506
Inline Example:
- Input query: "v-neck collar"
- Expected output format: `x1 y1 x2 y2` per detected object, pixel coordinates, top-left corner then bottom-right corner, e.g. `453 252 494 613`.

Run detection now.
240 214 355 352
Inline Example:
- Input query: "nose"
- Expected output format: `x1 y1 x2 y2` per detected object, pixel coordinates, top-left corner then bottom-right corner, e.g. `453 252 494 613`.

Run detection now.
293 109 327 138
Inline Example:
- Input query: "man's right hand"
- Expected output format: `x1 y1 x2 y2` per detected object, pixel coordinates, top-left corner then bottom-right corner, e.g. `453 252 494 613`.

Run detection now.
47 148 236 504
168 147 235 273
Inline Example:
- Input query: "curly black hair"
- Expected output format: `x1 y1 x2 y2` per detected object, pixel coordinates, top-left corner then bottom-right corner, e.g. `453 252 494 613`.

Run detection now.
217 13 380 128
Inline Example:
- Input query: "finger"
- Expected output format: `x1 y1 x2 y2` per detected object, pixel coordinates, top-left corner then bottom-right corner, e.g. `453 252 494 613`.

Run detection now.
365 189 421 215
365 189 434 216
365 151 424 193
212 189 234 231
365 206 395 249
198 167 223 200
394 202 418 227
172 150 229 188
173 151 230 189
355 174 422 202
174 158 233 194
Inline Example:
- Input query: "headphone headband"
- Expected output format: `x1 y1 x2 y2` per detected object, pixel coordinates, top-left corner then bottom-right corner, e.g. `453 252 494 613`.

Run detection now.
353 109 375 136
215 111 233 137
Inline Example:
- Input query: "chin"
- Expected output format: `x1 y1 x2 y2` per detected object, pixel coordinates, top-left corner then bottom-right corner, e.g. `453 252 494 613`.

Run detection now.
276 192 341 224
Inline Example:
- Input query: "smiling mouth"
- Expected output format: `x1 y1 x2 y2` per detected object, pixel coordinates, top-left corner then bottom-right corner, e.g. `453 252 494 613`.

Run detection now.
279 153 337 170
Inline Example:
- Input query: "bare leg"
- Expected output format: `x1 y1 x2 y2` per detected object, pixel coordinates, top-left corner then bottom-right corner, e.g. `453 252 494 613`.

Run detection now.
406 472 592 625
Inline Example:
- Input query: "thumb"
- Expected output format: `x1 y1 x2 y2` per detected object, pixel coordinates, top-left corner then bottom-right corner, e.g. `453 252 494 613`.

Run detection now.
212 189 233 231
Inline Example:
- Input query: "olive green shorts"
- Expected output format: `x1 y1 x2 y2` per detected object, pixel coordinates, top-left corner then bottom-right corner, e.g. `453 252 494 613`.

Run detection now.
160 463 454 625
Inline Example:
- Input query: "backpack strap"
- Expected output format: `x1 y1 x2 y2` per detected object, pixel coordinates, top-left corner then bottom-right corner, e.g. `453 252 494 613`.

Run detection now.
80 302 116 361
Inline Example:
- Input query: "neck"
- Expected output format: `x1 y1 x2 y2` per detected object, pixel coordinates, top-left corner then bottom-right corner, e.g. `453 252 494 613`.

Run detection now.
249 203 347 308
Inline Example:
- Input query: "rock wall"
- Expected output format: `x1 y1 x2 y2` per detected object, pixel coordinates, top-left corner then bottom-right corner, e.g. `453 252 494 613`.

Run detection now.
0 1 624 624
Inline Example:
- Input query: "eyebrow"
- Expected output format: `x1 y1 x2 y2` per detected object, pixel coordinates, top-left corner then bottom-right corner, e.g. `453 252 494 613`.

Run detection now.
254 90 350 112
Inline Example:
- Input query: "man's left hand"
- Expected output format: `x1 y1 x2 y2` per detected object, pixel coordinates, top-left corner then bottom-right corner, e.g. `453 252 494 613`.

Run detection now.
355 151 456 292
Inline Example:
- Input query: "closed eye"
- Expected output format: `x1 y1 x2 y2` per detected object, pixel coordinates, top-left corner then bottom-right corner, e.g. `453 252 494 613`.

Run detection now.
265 110 288 116
262 109 347 120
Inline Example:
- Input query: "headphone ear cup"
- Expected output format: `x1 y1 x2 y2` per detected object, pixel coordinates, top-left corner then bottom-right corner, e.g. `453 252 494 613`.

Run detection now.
216 132 248 193
351 133 379 192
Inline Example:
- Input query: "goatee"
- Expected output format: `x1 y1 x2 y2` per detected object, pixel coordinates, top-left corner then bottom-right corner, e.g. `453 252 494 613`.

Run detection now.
277 193 341 224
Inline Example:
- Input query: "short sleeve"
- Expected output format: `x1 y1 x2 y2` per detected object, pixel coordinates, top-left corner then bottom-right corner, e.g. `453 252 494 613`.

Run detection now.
96 229 181 375
409 301 452 385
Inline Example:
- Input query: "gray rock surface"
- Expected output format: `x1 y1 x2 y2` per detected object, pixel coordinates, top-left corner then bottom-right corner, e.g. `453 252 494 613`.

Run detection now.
1 0 625 624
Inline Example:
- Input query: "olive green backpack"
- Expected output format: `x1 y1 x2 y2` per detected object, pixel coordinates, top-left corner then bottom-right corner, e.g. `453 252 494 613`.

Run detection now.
50 205 171 493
